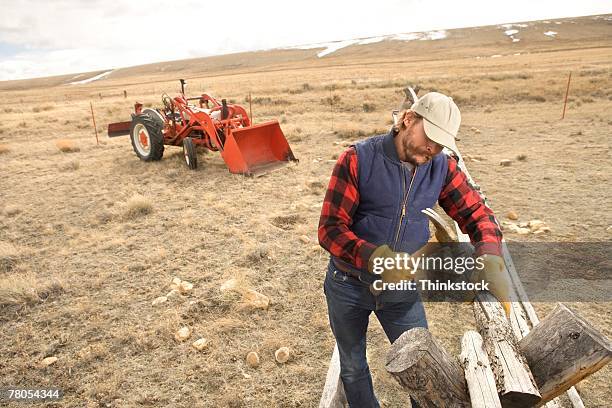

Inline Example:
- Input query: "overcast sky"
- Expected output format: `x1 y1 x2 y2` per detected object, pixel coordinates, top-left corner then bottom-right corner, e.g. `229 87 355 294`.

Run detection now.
0 0 610 81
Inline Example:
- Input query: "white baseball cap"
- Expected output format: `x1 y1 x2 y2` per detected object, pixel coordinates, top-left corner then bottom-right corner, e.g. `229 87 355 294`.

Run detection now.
410 92 461 156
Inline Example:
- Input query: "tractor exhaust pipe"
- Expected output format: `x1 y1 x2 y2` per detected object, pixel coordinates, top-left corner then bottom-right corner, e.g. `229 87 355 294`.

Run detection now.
180 79 186 96
221 99 229 120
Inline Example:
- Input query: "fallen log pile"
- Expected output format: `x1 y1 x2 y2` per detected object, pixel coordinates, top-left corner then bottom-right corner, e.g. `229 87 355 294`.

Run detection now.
385 295 611 407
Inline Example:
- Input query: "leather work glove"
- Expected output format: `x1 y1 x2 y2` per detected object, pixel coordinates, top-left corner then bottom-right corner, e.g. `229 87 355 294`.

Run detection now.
474 254 512 318
368 245 415 284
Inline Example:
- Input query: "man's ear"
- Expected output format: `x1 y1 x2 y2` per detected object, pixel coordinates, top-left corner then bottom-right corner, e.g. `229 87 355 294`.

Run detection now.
403 110 415 127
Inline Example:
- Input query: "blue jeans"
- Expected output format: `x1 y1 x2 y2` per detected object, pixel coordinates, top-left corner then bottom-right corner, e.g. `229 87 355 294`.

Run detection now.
324 260 427 408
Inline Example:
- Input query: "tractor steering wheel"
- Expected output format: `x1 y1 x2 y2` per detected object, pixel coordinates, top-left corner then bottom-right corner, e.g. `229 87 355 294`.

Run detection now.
162 94 175 113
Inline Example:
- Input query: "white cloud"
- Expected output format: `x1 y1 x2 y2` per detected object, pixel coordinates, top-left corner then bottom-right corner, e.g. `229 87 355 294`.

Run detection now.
0 0 610 80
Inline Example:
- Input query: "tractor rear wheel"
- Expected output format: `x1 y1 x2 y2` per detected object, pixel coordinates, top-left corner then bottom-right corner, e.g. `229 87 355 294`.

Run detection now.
183 137 198 170
130 114 164 161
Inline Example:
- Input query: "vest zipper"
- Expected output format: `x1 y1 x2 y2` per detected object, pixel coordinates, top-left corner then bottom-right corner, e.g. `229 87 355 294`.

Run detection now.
393 166 417 250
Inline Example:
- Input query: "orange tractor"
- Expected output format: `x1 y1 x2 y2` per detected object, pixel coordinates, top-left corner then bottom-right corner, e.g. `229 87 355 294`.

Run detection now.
107 79 297 175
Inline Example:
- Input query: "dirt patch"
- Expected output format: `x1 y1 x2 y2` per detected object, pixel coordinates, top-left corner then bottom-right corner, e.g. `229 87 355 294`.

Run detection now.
269 214 306 230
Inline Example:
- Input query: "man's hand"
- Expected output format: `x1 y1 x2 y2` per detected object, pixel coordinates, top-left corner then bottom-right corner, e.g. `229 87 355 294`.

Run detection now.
475 254 512 317
368 245 414 284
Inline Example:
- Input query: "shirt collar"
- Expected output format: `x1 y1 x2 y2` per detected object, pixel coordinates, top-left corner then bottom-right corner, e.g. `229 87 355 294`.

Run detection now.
383 130 415 170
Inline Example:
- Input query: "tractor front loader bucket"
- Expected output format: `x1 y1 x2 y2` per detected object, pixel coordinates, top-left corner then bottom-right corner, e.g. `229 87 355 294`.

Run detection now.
221 121 297 176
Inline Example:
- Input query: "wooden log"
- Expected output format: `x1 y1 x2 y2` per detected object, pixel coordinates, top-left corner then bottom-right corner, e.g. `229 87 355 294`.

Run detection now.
451 151 583 408
385 327 470 407
502 243 585 408
473 291 541 407
319 344 347 408
460 330 502 408
518 303 612 406
454 232 563 408
565 388 585 408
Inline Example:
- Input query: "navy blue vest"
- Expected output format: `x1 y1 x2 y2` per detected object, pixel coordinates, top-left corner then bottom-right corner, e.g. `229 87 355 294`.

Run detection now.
332 131 448 274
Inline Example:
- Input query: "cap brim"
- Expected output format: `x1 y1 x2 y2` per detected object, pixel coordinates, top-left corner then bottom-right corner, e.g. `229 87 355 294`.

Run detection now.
423 119 459 156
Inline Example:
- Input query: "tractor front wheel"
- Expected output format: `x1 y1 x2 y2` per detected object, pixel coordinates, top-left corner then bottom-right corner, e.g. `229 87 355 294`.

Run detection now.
183 137 198 170
130 114 164 161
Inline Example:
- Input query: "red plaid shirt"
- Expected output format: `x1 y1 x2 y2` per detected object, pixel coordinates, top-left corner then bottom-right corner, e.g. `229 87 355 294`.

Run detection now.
318 148 502 271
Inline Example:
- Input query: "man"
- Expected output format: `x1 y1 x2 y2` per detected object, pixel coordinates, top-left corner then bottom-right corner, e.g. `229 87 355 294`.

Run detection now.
318 92 511 407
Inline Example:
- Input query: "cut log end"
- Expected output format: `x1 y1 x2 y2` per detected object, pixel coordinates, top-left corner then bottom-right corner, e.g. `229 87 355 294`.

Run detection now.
520 303 612 406
385 327 429 373
386 328 470 407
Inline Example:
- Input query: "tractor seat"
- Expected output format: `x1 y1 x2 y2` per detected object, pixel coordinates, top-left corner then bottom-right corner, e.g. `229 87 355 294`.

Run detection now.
191 106 221 120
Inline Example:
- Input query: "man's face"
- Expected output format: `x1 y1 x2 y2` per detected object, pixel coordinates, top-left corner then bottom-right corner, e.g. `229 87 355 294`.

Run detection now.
396 115 443 165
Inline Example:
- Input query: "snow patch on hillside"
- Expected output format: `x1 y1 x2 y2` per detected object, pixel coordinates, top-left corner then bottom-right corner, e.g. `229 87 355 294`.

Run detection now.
316 40 360 57
420 30 447 40
503 28 520 43
357 36 386 45
501 23 528 29
70 70 113 85
390 33 420 41
285 30 447 58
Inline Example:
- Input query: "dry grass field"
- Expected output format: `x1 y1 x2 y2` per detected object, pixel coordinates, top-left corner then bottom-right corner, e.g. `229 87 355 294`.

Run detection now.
0 14 610 407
